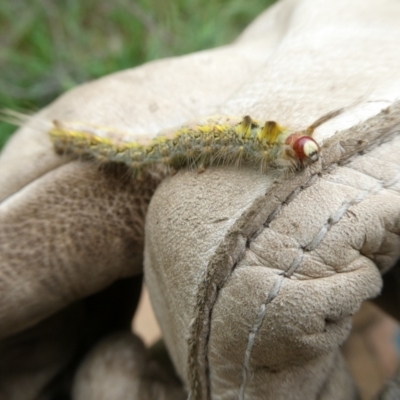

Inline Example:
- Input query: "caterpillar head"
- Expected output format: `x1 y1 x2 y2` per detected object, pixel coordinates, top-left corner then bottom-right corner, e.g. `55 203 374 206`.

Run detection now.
285 133 320 164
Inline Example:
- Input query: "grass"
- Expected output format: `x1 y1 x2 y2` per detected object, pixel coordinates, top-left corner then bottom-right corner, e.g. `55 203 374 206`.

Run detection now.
0 0 276 150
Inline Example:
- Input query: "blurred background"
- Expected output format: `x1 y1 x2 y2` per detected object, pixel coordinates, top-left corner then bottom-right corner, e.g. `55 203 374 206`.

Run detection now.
0 0 276 149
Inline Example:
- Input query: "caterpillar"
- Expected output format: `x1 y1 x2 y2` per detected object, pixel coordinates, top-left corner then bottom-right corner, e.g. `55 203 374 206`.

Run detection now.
49 107 347 175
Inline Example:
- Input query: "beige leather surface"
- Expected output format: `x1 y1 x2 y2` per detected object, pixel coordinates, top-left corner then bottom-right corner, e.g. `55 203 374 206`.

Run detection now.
1 0 400 399
144 0 400 398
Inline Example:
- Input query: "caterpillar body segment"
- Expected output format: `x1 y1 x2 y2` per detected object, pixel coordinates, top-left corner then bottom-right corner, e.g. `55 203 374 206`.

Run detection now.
49 114 321 175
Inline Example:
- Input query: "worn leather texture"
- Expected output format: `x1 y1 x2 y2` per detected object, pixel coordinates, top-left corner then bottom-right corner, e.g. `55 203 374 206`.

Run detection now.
1 0 400 399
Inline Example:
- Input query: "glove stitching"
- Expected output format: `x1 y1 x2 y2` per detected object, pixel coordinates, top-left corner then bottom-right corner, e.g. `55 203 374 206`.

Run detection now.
238 157 400 397
188 103 400 399
239 274 285 400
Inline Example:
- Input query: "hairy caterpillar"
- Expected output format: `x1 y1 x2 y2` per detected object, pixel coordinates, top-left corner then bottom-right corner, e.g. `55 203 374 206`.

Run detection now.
49 107 347 175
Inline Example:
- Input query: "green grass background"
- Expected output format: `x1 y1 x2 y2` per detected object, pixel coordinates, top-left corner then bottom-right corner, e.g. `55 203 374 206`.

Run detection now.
0 0 276 150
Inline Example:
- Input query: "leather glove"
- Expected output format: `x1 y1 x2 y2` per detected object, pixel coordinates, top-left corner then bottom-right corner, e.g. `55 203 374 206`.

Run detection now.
1 0 400 399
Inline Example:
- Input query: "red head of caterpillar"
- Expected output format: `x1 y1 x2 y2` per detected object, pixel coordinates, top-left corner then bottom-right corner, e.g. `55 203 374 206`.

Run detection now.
285 132 320 163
